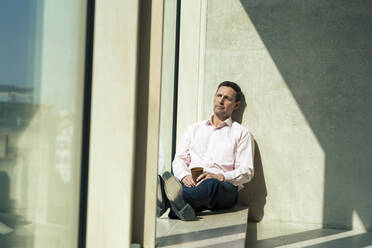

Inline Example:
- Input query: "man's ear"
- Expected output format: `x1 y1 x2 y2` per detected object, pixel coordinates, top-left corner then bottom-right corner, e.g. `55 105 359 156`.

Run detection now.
234 101 240 110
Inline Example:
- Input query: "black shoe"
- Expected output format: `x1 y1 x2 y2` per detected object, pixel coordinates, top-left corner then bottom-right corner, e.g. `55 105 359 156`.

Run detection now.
162 171 196 221
157 175 169 217
168 209 180 219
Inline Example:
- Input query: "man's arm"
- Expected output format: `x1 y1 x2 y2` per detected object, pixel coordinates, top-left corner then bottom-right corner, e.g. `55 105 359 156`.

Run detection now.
222 131 255 185
172 125 193 182
195 172 225 186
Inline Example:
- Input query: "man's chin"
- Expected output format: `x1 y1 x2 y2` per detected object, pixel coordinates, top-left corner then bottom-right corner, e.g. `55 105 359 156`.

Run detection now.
213 110 224 116
213 111 228 119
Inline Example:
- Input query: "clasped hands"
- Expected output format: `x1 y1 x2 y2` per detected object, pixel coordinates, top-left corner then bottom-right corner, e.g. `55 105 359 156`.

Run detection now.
182 172 225 187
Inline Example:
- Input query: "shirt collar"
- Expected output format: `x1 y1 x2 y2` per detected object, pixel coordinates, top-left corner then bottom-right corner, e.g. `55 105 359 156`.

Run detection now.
205 115 233 128
225 117 233 127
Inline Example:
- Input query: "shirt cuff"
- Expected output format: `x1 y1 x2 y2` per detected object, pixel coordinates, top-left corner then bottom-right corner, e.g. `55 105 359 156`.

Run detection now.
222 170 236 182
176 171 191 182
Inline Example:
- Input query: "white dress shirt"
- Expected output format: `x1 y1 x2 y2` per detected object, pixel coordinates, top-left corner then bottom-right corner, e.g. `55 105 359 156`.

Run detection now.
172 116 254 190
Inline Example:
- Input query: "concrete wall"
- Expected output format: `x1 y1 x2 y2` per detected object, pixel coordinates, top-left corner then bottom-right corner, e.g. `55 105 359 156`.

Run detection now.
159 0 177 173
179 0 372 231
86 0 140 247
177 0 208 142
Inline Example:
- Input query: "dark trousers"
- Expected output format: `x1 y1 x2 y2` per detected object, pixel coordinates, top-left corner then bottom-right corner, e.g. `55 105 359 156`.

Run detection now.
181 178 238 211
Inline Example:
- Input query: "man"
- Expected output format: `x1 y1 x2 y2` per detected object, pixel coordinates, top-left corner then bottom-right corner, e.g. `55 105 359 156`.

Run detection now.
157 81 254 221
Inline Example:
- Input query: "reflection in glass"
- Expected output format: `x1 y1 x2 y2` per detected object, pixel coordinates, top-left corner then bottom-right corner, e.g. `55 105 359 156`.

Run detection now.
0 1 87 247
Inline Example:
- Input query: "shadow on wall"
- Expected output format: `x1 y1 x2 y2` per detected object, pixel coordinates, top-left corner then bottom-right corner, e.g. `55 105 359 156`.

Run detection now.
232 93 246 124
240 0 372 230
232 92 267 222
238 141 267 222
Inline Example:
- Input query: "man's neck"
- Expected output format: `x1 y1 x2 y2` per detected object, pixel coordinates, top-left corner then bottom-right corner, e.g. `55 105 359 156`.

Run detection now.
212 115 229 127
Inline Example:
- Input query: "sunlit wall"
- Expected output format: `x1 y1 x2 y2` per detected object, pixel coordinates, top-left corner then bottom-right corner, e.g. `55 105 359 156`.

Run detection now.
179 0 372 231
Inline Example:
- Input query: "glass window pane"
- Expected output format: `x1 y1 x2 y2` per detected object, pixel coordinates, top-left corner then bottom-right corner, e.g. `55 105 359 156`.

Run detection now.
0 1 87 247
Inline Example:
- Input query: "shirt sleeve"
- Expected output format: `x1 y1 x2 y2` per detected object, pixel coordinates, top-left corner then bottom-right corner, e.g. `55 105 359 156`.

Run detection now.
172 125 193 181
222 130 254 185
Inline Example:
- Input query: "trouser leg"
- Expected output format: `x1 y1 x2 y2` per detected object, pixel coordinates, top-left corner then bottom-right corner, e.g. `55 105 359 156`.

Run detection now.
181 178 238 211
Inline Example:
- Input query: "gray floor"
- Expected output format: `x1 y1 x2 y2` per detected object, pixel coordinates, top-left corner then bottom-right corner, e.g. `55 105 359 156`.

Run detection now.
156 207 249 247
156 210 372 248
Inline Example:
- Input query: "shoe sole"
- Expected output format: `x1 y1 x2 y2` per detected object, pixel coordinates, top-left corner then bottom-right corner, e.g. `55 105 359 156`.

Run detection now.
162 171 196 221
157 175 167 217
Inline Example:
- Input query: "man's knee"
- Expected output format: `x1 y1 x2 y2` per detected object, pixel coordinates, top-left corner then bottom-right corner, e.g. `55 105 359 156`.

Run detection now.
207 180 237 207
199 178 223 196
200 178 221 188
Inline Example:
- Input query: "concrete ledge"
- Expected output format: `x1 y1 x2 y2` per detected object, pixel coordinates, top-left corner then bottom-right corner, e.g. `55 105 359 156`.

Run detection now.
156 205 249 247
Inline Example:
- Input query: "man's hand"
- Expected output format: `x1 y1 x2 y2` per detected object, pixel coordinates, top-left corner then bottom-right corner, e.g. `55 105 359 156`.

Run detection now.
196 172 225 186
182 175 196 187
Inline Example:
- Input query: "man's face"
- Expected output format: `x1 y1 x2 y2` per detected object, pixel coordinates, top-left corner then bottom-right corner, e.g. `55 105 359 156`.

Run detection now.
213 86 240 119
